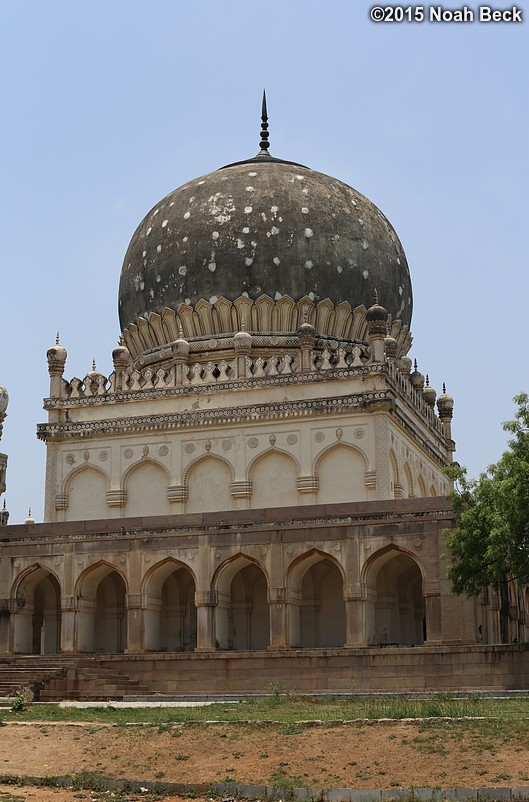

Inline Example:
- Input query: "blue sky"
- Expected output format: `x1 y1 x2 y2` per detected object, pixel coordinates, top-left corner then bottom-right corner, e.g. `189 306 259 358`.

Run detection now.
0 1 527 523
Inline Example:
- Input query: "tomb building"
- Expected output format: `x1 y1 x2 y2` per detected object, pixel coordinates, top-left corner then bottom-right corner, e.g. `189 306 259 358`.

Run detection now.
0 99 527 694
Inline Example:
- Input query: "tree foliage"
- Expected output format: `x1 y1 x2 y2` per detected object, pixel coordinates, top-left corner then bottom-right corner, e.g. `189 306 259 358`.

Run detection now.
446 393 529 597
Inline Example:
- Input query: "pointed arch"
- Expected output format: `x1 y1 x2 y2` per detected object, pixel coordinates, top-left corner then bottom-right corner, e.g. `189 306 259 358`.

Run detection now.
402 462 414 498
213 554 270 651
287 549 346 648
76 561 127 653
64 464 109 520
142 558 197 652
416 475 427 498
11 565 61 654
314 442 368 504
123 458 171 517
363 545 425 646
184 453 234 514
248 448 299 509
389 448 400 498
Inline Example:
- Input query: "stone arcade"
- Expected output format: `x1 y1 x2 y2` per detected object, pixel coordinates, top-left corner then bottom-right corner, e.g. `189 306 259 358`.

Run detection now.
1 101 528 696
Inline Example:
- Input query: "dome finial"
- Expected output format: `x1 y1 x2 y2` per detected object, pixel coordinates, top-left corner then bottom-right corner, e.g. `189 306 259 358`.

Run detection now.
92 359 97 371
56 331 60 345
259 89 270 154
373 288 379 305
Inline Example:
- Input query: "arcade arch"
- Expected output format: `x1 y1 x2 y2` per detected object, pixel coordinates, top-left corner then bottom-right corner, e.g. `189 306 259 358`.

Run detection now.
143 559 197 651
287 551 346 648
364 547 425 646
12 566 61 654
214 556 269 650
76 563 127 653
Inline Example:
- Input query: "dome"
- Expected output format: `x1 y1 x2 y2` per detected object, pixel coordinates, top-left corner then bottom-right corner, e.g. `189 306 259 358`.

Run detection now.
119 158 412 336
118 101 413 362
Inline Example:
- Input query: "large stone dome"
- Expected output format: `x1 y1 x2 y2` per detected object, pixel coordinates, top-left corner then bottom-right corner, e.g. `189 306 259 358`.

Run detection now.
119 154 413 343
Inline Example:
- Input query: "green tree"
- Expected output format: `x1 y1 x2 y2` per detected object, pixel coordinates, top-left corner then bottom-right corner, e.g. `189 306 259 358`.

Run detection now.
445 393 529 642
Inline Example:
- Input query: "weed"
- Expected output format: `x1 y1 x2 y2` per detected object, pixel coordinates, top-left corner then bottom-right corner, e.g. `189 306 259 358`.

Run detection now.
9 694 26 714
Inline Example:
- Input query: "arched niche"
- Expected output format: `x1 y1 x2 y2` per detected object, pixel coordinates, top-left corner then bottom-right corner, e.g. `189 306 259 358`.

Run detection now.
143 559 197 652
402 463 414 498
185 455 233 514
76 563 127 653
389 449 400 498
316 444 367 504
65 466 108 521
416 475 427 498
12 566 61 654
364 547 425 646
124 460 171 517
250 450 299 509
287 551 346 648
214 556 269 650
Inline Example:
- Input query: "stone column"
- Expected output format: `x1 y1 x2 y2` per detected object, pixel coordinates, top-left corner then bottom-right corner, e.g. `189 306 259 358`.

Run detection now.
125 593 143 652
60 596 76 653
424 580 442 644
194 590 217 651
344 594 365 647
268 587 288 649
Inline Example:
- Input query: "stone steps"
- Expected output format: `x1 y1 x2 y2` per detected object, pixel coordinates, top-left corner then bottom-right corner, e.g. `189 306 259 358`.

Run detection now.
0 656 149 701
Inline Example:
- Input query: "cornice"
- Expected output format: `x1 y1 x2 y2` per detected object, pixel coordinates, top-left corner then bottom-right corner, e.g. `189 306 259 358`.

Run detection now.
38 390 395 441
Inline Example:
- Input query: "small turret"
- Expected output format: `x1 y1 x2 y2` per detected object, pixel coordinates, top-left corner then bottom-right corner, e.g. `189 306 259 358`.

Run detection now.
47 333 67 398
366 291 388 363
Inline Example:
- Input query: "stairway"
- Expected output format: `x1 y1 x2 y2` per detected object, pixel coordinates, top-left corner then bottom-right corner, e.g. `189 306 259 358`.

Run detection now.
0 655 149 701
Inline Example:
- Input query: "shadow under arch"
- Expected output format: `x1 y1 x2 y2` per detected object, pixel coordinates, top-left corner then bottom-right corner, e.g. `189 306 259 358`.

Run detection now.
75 561 128 653
313 441 369 504
142 557 197 652
287 549 346 648
11 564 61 654
213 553 270 651
363 545 426 646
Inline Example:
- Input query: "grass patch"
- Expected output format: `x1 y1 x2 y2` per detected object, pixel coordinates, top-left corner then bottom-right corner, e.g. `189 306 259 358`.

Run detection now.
3 692 529 726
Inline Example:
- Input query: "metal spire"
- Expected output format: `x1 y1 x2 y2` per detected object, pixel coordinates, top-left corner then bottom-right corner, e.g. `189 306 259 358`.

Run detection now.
259 90 270 154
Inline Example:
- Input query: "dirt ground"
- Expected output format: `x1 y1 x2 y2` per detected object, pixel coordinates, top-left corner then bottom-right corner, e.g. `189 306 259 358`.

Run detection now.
1 718 528 801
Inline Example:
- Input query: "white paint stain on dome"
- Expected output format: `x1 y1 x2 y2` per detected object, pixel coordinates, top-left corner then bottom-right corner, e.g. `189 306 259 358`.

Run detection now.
169 201 174 207
142 250 147 258
244 206 252 214
271 205 278 213
248 172 257 177
304 228 313 238
140 281 145 290
185 298 191 304
296 175 305 181
245 257 253 267
209 295 218 304
189 196 196 203
162 220 168 228
156 275 161 283
337 265 343 273
246 186 254 192
305 260 313 269
236 239 244 249
183 236 188 243
212 231 220 240
361 240 369 250
271 226 279 235
358 218 364 226
302 207 309 214
242 291 249 298
208 262 216 272
363 270 369 279
397 258 401 265
308 292 315 301
399 286 403 295
243 227 250 234
351 198 357 206
197 181 205 185
146 227 152 236
302 187 309 195
275 291 282 300
184 211 191 220
153 209 159 216
179 266 187 276
156 244 162 253
273 257 280 266
149 289 154 298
